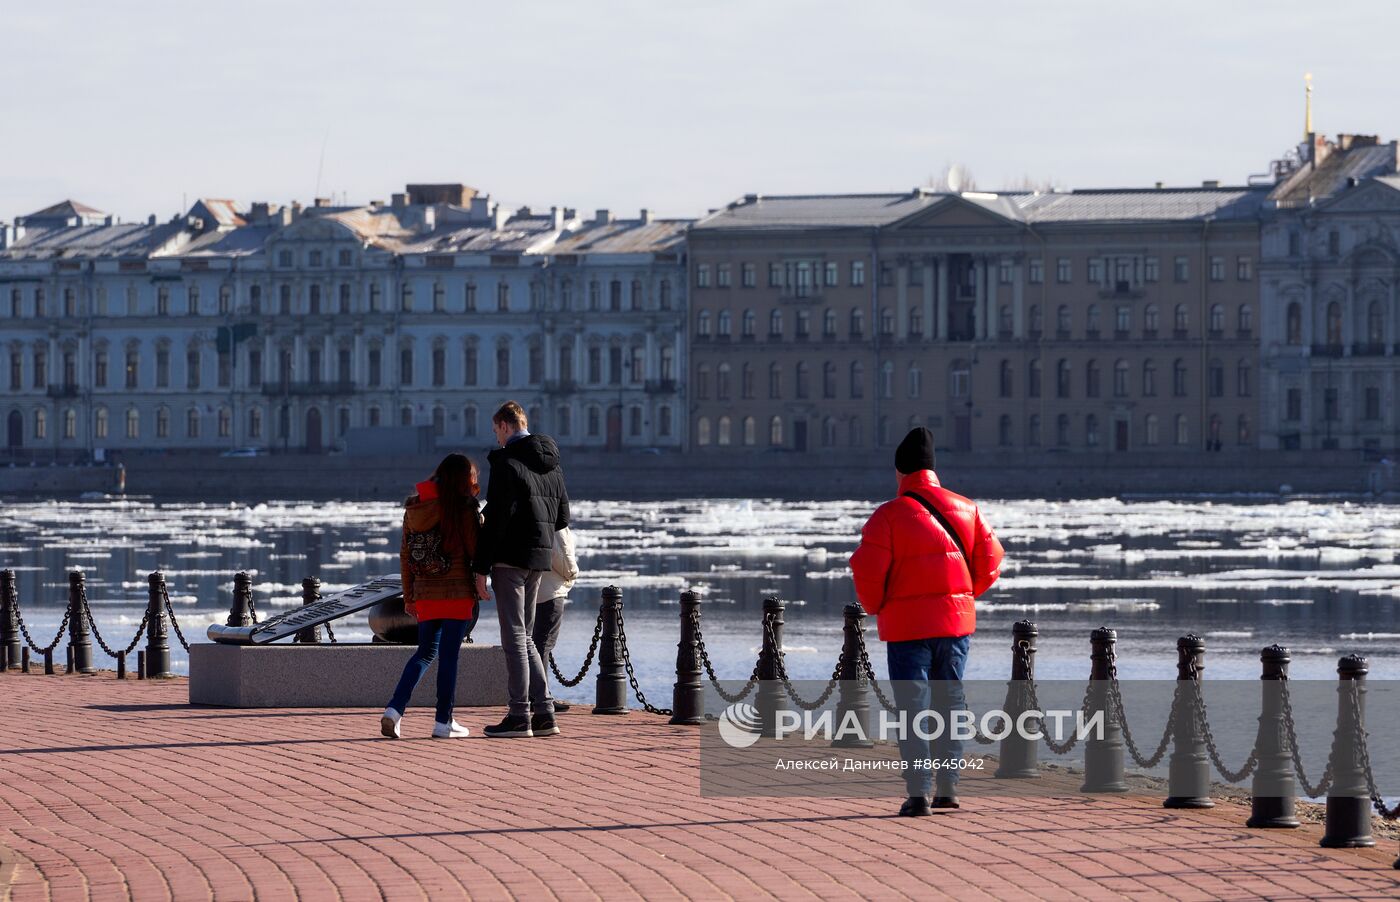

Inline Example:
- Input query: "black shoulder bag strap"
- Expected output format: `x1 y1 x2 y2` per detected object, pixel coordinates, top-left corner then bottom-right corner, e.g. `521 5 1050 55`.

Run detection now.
903 491 974 584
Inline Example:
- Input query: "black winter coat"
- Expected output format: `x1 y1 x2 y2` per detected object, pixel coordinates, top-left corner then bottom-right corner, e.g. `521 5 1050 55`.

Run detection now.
473 434 570 573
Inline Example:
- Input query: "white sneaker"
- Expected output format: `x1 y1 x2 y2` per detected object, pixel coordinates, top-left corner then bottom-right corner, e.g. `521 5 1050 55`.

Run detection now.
380 707 402 739
432 720 470 739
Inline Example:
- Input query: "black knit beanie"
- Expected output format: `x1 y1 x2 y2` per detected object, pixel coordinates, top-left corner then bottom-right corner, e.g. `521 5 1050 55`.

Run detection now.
895 427 936 474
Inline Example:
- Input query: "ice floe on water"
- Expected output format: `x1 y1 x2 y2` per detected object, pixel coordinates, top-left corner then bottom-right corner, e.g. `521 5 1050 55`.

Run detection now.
3 495 1400 685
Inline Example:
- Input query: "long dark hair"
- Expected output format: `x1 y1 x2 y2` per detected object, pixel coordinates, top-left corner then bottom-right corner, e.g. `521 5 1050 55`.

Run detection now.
432 453 479 554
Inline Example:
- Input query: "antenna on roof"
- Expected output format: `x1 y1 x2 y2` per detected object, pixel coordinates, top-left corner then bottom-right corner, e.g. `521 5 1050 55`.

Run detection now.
314 128 329 201
1304 73 1314 141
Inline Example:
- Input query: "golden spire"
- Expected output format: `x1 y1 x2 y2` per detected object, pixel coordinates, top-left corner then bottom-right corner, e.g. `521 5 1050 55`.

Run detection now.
1304 72 1313 139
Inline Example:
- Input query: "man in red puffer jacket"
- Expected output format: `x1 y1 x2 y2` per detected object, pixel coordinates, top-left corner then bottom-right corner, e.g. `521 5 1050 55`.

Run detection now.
850 427 1004 817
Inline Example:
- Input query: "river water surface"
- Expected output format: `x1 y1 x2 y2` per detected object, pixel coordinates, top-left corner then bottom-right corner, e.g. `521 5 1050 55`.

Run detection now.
3 496 1400 697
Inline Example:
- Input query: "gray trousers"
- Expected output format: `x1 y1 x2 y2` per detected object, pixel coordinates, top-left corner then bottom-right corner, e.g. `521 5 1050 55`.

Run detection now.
492 565 553 717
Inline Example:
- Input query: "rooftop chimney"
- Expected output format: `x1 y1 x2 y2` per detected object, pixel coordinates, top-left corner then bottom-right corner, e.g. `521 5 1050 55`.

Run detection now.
147 214 157 226
313 197 331 207
564 207 576 220
594 209 612 224
290 200 303 218
1154 181 1164 189
550 206 564 229
391 193 409 208
743 193 761 204
1201 180 1220 188
368 199 384 208
639 208 654 223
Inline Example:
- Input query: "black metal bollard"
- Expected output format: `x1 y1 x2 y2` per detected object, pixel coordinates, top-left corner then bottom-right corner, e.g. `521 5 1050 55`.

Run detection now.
67 570 95 674
296 577 322 644
1080 627 1128 793
227 571 255 627
996 620 1040 778
136 650 146 681
145 572 173 679
1 569 20 669
669 590 705 725
756 596 787 739
22 647 30 673
1164 634 1213 808
593 586 628 714
831 603 874 749
1320 654 1374 848
116 651 126 680
44 649 53 675
1247 645 1299 828
65 644 74 674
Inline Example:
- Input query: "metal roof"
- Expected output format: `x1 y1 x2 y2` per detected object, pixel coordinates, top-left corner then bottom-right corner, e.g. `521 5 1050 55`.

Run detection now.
0 222 175 260
692 187 1268 231
1014 189 1268 223
693 193 939 230
1270 143 1399 204
549 218 690 254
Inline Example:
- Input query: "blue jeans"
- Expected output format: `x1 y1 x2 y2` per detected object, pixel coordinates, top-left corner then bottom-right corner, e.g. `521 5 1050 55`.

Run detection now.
387 618 469 724
887 635 971 797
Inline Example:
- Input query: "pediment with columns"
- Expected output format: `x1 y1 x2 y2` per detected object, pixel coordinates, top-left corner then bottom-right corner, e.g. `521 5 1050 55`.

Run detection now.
889 195 1022 231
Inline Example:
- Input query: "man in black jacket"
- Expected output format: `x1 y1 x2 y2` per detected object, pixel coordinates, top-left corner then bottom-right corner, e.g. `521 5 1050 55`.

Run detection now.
474 401 570 738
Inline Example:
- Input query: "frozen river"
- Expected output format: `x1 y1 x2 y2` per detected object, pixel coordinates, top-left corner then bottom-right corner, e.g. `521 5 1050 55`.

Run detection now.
2 496 1399 700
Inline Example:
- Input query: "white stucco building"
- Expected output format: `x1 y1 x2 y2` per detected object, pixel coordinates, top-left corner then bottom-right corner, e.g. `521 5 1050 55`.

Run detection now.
0 185 689 459
1258 135 1400 451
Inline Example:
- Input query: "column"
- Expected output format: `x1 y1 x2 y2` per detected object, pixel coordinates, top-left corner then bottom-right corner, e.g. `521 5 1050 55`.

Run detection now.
976 258 990 340
985 258 998 340
544 330 556 381
1389 281 1399 354
645 329 657 382
1343 281 1356 350
293 334 305 385
896 262 909 341
935 257 949 341
1303 282 1315 346
1012 266 1025 338
921 261 935 344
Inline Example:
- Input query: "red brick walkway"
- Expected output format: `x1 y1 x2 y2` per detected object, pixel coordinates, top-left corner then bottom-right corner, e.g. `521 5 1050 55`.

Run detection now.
1 672 1396 901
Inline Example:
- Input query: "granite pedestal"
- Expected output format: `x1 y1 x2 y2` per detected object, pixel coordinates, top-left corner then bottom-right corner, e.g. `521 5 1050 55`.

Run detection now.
189 642 508 707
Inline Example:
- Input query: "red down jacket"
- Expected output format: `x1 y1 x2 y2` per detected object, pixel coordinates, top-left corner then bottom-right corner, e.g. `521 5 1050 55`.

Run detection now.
849 470 1004 642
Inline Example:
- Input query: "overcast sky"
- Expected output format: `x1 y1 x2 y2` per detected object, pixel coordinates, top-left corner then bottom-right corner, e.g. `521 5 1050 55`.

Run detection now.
1 1 1394 225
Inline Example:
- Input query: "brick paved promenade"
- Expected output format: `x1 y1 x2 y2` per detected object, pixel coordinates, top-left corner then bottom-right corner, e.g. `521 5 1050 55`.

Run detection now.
1 672 1397 901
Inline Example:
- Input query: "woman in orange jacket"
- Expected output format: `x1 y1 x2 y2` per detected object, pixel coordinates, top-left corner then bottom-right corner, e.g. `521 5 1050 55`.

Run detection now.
381 453 483 740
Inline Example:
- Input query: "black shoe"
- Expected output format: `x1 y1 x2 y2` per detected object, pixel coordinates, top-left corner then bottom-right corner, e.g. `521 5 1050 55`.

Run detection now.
531 711 560 736
483 715 533 739
929 795 961 809
552 699 572 713
898 796 932 817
